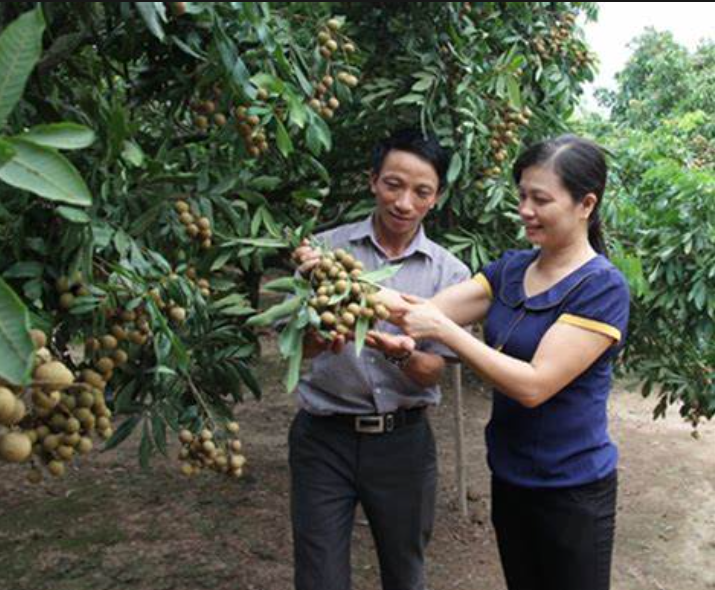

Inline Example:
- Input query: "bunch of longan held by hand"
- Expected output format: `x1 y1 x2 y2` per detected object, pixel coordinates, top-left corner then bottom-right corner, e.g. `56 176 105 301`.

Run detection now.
303 248 390 341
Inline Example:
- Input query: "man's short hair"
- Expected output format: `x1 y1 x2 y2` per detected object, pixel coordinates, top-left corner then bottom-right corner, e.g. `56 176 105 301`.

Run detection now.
371 128 451 193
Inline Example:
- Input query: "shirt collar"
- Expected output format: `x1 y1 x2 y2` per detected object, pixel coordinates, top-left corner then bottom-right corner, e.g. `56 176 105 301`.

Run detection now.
347 213 433 261
500 250 608 310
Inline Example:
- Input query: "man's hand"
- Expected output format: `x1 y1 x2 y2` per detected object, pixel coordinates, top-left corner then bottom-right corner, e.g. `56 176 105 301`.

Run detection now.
304 329 347 359
292 239 322 278
365 330 416 357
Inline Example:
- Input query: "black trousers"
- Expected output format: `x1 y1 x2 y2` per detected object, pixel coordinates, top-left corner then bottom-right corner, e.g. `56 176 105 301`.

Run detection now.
491 470 618 590
289 409 437 590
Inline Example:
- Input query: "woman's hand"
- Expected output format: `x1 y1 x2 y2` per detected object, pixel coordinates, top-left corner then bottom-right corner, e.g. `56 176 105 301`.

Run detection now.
375 289 428 324
394 295 451 341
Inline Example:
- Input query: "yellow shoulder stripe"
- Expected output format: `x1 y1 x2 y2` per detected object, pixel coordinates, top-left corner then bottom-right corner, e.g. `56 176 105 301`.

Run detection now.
473 273 493 300
558 314 621 343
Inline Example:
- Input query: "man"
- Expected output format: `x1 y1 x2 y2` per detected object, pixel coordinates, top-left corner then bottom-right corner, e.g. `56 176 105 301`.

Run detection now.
289 128 471 590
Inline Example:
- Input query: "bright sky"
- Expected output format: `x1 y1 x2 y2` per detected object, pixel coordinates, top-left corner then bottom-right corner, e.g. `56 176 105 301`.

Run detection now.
579 2 715 112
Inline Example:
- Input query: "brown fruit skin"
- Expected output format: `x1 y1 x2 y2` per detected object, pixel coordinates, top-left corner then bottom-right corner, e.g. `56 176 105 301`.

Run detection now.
0 432 32 463
320 312 337 327
173 2 187 16
0 387 17 425
48 460 65 477
30 329 47 349
96 355 115 372
170 307 187 323
56 276 71 293
59 293 75 310
34 361 74 388
113 350 129 366
100 335 118 350
375 304 390 321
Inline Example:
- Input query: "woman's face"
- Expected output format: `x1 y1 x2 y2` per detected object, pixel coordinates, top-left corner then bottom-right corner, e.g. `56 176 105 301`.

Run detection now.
517 165 595 249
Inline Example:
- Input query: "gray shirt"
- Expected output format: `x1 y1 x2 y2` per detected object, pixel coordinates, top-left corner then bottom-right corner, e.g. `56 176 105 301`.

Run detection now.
296 214 471 415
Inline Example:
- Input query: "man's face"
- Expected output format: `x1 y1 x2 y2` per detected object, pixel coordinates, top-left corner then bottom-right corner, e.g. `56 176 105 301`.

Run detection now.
370 150 440 241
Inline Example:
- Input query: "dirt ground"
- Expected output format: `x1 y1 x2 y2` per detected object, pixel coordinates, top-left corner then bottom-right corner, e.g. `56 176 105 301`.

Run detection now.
1 340 714 590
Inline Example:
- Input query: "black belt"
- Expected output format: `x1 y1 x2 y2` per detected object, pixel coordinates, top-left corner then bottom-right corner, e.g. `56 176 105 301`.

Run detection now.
312 407 427 434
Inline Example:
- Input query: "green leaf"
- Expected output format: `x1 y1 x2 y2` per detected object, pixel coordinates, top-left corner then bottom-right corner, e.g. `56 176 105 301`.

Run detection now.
151 413 168 456
411 76 434 92
0 138 16 166
246 297 302 328
306 115 331 156
223 237 287 249
251 73 285 94
507 78 522 109
20 123 95 150
103 415 141 452
0 277 34 385
359 264 402 285
121 140 145 167
285 334 303 394
210 251 232 272
236 361 261 400
56 206 91 224
279 319 302 358
211 294 254 317
276 118 294 157
263 276 308 294
135 2 165 42
249 176 282 191
0 7 45 130
139 420 153 469
0 138 92 206
3 261 43 279
287 93 307 129
447 153 463 185
354 316 369 357
394 93 425 106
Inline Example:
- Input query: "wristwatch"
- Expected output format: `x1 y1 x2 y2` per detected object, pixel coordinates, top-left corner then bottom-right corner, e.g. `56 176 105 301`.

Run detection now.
383 349 413 369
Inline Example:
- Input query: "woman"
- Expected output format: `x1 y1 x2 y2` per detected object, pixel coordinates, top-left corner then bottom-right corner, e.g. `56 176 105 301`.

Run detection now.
380 135 630 590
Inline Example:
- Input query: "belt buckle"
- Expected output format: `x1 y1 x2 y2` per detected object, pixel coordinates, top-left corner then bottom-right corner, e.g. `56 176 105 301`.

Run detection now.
354 414 395 434
355 415 384 434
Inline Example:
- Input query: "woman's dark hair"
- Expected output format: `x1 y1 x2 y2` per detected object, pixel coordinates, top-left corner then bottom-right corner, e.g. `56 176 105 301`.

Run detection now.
512 134 608 255
371 128 450 193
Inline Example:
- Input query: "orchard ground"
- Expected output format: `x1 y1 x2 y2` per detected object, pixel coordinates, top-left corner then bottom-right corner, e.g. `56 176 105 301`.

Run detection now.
1 336 714 590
